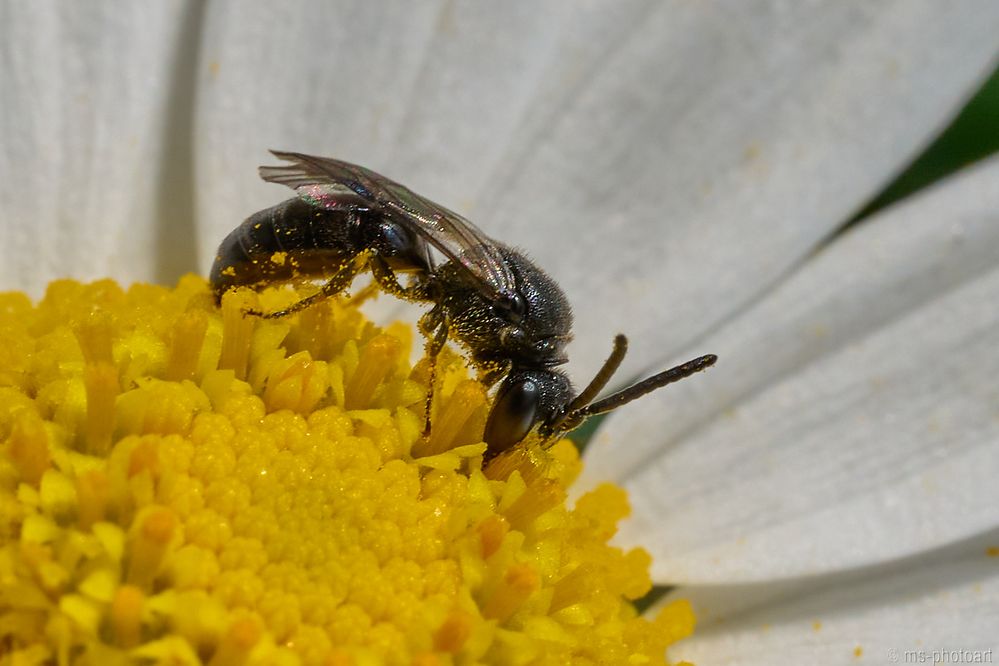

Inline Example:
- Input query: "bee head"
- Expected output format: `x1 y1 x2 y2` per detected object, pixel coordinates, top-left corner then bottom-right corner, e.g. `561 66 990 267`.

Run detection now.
483 368 572 457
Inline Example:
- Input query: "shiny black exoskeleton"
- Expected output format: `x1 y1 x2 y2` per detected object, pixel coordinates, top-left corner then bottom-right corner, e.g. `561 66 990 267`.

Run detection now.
426 245 575 449
211 197 432 306
211 151 717 458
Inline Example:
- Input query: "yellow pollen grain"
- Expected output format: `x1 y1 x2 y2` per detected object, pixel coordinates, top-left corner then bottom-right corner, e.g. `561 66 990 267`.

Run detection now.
75 469 111 529
209 617 264 666
263 350 329 414
433 610 473 654
84 361 119 455
549 564 595 613
477 515 510 559
111 584 145 647
293 302 336 361
483 563 540 622
219 289 257 380
654 599 697 647
412 654 443 666
484 441 551 484
74 312 114 364
9 410 51 485
127 506 177 588
418 379 487 456
344 332 401 410
986 546 999 557
166 308 209 382
504 477 565 530
0 277 695 665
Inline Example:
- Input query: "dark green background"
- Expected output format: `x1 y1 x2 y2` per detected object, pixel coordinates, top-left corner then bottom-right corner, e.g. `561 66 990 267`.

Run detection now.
854 63 999 220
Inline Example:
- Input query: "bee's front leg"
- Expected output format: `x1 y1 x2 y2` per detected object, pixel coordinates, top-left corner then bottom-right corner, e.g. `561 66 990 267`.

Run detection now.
417 304 450 436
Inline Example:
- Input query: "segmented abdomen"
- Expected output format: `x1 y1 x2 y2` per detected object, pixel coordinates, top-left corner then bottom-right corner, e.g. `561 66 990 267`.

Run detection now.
209 198 360 300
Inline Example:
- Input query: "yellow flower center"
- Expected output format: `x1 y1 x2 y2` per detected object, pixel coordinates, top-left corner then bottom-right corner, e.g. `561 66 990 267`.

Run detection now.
0 276 695 665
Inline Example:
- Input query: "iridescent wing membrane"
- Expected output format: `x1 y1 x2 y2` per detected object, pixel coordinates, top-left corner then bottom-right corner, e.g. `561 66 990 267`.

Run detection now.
260 151 518 303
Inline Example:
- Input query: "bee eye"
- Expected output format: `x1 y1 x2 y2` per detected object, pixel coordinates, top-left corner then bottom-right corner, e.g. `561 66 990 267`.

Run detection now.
484 377 539 455
493 293 527 322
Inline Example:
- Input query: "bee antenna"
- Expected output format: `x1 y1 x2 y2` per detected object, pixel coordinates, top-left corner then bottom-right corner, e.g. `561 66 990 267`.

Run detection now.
542 334 628 436
554 353 718 435
570 334 629 412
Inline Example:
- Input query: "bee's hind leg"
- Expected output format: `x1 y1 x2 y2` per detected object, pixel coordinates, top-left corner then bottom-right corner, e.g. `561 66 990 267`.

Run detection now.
368 255 433 302
244 260 359 319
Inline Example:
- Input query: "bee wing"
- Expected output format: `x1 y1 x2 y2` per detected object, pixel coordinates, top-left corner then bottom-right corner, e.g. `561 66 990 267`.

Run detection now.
260 151 518 302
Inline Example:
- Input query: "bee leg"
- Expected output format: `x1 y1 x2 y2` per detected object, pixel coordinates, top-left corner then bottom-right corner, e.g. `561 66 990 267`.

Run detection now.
244 260 359 319
477 362 510 389
344 281 380 308
418 305 449 435
368 255 432 302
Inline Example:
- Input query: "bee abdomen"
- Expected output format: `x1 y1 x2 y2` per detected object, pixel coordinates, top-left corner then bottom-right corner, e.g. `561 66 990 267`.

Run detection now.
210 198 358 300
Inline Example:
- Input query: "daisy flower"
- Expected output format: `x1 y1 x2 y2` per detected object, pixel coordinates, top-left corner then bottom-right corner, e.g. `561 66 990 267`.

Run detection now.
1 2 998 663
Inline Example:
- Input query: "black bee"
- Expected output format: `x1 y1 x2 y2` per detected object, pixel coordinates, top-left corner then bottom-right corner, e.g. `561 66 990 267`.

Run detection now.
211 151 716 458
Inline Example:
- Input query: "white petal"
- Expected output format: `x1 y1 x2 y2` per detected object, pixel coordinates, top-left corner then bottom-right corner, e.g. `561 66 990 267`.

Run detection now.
194 1 635 260
0 1 197 295
192 3 998 353
192 0 431 325
669 535 999 665
475 1 999 386
192 1 602 324
588 155 999 583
